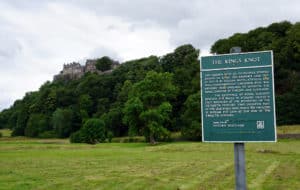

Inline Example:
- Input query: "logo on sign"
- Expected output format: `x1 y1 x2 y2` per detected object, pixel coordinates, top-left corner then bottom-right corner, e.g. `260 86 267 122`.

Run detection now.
256 121 264 129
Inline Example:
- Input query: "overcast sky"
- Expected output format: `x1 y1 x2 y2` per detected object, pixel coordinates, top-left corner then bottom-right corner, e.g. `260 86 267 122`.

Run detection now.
0 0 299 111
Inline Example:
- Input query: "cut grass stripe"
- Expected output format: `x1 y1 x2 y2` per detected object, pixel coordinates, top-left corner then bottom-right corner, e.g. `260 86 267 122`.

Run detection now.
179 162 233 190
248 161 280 189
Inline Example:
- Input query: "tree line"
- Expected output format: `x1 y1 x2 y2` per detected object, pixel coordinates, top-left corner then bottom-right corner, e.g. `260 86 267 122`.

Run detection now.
0 21 299 143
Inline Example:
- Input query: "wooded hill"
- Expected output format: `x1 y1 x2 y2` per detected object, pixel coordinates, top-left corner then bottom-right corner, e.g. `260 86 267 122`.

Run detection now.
0 21 299 142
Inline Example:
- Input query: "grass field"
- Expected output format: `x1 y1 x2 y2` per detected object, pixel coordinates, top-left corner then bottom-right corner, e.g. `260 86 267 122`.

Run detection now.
0 126 299 190
277 125 300 134
0 136 299 190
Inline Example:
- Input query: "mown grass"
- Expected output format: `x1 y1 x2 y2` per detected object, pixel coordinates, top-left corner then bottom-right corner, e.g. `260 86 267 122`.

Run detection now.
0 137 299 190
0 129 12 137
277 124 300 134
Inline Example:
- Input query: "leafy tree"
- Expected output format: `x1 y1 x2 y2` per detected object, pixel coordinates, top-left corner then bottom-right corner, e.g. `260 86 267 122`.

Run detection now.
25 114 47 137
9 111 19 131
181 92 202 140
210 21 300 125
160 44 200 130
123 98 144 136
96 56 113 71
79 94 93 116
78 118 106 144
56 87 76 107
0 109 12 129
101 106 126 137
123 71 177 144
13 108 29 136
52 108 73 138
70 131 84 143
94 98 109 117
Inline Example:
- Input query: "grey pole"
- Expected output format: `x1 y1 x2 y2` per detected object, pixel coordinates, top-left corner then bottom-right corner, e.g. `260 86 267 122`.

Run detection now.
234 143 247 190
230 47 247 190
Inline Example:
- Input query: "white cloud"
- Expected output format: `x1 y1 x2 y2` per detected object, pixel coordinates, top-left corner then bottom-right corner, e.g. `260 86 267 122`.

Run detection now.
0 0 300 110
0 1 173 110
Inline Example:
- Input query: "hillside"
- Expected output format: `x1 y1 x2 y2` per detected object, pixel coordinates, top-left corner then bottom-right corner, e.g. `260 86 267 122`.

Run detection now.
0 21 299 140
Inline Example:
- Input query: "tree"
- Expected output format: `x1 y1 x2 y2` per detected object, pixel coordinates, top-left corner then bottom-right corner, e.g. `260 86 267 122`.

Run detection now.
123 97 144 136
94 98 109 117
181 92 202 140
101 106 127 137
0 109 12 129
78 118 106 144
123 71 177 144
210 21 300 125
25 114 47 137
160 44 200 131
14 108 29 136
52 108 73 138
70 131 84 143
96 56 113 71
79 94 93 116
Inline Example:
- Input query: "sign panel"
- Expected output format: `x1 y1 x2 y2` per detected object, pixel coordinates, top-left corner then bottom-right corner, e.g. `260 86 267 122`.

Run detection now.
201 51 276 142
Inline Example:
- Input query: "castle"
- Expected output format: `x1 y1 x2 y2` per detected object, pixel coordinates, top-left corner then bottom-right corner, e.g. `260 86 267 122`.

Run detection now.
54 58 119 80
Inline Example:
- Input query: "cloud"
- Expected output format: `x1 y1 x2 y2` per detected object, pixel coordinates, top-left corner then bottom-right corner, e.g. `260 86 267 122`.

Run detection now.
0 0 300 110
0 1 174 110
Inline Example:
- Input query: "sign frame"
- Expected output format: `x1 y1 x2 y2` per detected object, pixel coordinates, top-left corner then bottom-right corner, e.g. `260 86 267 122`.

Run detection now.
200 50 277 143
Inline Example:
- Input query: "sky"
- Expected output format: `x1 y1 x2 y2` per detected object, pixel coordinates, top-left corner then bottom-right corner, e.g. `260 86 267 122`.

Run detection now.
0 0 299 111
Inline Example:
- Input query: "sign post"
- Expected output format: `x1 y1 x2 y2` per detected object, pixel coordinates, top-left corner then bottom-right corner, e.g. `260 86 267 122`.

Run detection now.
231 47 246 190
200 48 276 190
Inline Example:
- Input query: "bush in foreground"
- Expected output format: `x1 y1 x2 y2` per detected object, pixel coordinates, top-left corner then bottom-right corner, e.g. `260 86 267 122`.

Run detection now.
70 118 106 144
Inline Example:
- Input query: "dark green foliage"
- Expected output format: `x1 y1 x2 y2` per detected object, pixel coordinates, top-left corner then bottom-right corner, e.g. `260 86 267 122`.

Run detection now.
52 108 73 138
78 119 106 144
25 114 47 137
123 71 177 144
181 92 202 140
96 56 113 71
94 98 109 117
79 94 93 116
160 44 200 131
107 131 113 142
38 131 57 138
70 119 106 144
211 21 300 125
16 109 29 135
0 109 11 129
70 131 84 143
101 106 126 137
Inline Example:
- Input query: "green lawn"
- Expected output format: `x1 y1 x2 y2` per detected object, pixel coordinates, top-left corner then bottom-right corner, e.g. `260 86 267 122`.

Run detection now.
0 138 299 190
0 129 12 137
277 125 300 134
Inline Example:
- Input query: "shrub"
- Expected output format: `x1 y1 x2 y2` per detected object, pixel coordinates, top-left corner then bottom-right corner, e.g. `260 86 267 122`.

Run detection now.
0 132 2 138
70 131 84 143
70 119 106 144
181 121 202 141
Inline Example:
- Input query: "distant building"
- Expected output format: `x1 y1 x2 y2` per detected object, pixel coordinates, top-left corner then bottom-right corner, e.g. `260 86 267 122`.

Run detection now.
54 58 119 81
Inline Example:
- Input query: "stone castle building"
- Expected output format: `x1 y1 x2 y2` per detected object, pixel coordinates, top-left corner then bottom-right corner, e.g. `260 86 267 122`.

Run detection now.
54 58 119 80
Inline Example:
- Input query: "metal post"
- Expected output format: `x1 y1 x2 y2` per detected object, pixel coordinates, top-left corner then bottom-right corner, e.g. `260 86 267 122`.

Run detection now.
234 143 247 190
230 47 247 190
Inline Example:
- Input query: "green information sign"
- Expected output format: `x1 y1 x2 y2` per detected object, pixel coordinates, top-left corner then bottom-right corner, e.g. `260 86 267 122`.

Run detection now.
201 51 276 142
